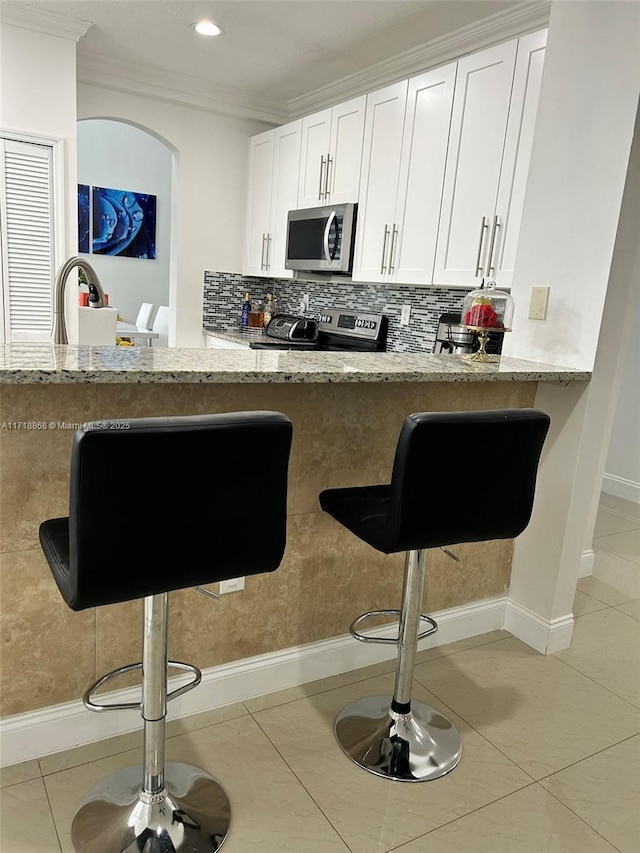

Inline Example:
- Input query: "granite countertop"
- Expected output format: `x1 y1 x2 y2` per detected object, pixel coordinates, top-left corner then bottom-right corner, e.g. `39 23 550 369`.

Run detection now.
0 343 591 385
203 325 257 346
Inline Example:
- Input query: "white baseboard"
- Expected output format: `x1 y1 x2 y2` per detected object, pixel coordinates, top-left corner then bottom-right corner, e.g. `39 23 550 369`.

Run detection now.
504 600 574 654
0 596 506 768
602 473 640 505
579 549 595 578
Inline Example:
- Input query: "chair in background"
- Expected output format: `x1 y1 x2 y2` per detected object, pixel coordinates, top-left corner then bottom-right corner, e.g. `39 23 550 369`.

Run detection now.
152 305 170 346
39 411 293 852
135 302 156 330
320 408 550 782
116 303 159 345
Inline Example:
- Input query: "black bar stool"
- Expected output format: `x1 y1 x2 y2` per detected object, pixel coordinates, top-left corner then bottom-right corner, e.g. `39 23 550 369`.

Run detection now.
39 411 293 853
320 408 549 783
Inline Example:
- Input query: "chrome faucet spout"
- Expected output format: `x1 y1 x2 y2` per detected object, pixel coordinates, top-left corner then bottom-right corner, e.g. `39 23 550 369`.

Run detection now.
53 257 106 344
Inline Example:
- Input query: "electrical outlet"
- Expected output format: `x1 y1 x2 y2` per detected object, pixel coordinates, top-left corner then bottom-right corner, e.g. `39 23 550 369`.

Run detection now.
299 292 310 313
528 286 550 320
219 577 245 594
400 304 411 326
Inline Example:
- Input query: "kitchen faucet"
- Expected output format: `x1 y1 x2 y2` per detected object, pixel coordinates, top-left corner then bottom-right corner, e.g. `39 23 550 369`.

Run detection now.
53 257 106 344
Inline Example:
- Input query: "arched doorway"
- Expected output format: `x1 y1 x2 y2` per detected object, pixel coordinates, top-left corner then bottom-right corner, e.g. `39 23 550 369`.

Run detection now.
77 118 175 344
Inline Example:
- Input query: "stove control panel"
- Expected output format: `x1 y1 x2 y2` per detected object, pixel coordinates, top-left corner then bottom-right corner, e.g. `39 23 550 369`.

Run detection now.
317 310 383 340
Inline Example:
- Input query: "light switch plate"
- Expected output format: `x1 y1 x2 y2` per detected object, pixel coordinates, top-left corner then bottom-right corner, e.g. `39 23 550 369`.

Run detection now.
400 304 411 326
528 286 550 320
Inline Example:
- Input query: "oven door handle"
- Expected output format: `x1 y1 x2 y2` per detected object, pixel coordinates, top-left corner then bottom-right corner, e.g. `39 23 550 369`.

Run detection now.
323 211 336 262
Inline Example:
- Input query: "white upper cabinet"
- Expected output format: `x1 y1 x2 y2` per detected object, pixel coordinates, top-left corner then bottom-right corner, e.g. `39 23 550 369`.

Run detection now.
351 81 408 283
352 65 456 285
491 29 547 288
297 95 366 209
390 62 457 285
243 130 274 277
243 120 301 278
269 121 302 278
433 33 546 288
244 30 546 288
433 40 518 287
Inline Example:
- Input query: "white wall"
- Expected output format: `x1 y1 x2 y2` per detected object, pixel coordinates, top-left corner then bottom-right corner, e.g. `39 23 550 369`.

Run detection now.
77 85 270 347
504 0 640 371
603 284 640 503
77 119 172 324
506 0 640 650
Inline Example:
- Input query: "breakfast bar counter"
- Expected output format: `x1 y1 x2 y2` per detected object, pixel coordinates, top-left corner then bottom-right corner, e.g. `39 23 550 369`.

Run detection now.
0 344 590 733
0 343 589 384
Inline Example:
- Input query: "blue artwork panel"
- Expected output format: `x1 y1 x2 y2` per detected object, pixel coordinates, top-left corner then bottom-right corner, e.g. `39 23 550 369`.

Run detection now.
78 184 90 254
92 186 157 259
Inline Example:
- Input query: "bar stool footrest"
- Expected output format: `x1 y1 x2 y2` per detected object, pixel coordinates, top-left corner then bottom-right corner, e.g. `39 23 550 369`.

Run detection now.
349 610 438 645
83 660 202 712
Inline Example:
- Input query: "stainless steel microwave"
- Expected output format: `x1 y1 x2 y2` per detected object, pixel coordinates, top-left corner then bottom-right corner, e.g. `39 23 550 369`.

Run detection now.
285 203 357 274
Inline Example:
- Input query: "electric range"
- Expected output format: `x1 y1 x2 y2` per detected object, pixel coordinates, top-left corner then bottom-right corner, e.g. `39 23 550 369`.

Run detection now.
249 309 388 352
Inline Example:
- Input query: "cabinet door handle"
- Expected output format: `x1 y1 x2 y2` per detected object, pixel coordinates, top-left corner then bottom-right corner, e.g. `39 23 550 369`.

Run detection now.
388 225 399 272
265 233 271 270
318 155 326 201
487 215 500 275
475 216 488 277
325 153 333 199
380 224 391 274
261 233 267 270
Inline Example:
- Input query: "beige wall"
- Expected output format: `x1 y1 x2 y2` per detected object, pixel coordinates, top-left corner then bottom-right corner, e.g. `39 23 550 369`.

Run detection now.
0 380 534 717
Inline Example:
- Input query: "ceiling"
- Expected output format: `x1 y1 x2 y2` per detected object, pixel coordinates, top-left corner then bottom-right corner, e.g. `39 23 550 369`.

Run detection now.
5 0 524 111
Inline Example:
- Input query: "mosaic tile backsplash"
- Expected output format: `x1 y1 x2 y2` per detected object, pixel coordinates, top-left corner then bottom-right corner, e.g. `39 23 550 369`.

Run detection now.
203 271 476 353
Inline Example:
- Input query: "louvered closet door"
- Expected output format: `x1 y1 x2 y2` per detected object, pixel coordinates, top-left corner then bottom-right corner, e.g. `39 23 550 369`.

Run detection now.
0 138 55 342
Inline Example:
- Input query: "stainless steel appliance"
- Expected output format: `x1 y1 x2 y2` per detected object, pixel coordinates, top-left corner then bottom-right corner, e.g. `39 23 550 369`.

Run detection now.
250 309 387 352
259 314 318 343
433 312 475 354
433 311 502 355
285 203 357 274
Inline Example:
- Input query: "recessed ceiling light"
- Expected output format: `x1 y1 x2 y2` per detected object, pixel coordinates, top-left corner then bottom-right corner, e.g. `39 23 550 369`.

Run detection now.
193 20 224 37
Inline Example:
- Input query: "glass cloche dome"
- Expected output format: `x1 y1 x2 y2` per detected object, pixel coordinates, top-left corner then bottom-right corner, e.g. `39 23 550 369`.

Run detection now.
461 278 514 362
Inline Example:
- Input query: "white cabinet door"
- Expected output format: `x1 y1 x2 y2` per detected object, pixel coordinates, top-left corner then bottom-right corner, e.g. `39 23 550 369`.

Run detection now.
298 109 331 209
298 96 366 208
391 62 457 285
491 29 547 288
326 95 366 205
352 81 408 283
433 40 518 287
243 120 301 279
243 130 274 277
268 120 302 278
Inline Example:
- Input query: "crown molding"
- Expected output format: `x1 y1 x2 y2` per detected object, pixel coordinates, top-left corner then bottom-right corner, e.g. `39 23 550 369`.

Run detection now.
0 5 92 41
288 0 551 117
27 0 550 126
77 51 289 126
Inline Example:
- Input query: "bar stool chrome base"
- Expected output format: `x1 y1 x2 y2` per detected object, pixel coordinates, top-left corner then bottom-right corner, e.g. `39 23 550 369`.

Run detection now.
71 761 230 853
335 695 462 782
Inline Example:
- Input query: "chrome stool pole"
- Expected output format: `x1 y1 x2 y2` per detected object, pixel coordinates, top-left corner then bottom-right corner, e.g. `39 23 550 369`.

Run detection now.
335 549 463 782
71 594 231 853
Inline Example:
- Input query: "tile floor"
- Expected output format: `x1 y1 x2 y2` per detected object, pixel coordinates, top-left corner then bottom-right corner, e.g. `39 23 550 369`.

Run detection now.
1 498 639 852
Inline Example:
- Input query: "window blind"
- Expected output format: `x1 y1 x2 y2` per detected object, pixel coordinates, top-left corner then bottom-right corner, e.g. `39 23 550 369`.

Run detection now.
0 138 55 342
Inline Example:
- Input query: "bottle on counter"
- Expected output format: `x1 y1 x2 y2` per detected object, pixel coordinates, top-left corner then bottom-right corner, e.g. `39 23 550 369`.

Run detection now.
263 291 275 328
248 300 264 328
241 292 251 328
